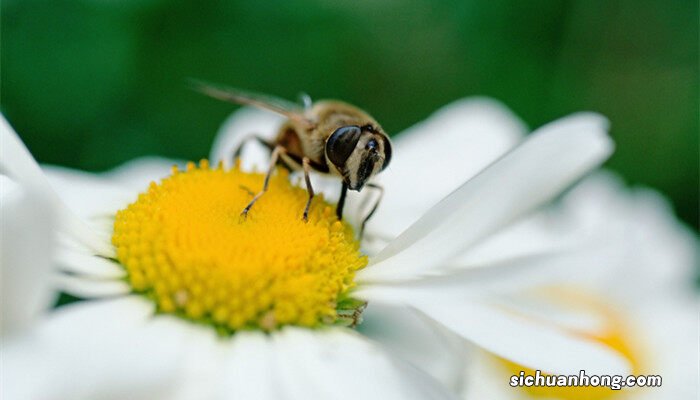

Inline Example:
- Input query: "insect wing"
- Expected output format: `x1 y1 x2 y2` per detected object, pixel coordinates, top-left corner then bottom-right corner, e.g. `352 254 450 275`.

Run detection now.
189 79 313 127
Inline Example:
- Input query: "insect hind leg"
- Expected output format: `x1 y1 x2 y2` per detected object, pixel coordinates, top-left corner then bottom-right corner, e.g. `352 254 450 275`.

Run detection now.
241 145 285 219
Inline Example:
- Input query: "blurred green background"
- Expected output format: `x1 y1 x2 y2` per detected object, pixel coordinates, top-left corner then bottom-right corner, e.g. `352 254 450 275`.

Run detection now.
2 0 698 229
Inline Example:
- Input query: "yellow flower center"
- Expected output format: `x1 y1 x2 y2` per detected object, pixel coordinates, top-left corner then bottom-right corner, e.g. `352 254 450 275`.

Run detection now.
112 160 367 333
500 287 643 400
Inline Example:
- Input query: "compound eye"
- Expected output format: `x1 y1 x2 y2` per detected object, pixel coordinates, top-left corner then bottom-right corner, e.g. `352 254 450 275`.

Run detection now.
380 137 392 170
326 125 362 169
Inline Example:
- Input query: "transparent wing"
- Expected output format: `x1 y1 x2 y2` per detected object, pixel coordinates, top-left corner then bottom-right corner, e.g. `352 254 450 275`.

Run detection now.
189 79 313 127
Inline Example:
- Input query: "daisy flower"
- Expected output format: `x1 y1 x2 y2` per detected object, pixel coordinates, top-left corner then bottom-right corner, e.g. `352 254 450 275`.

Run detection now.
456 172 698 400
0 98 630 399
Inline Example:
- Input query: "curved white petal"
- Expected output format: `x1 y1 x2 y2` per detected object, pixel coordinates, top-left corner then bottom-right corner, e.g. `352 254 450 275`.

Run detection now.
210 107 284 171
103 156 185 193
8 294 458 399
354 248 607 304
1 333 56 400
43 165 134 219
358 278 631 376
54 274 130 298
359 113 613 283
440 171 699 299
441 205 580 273
33 297 185 400
358 302 469 392
40 299 229 400
460 291 699 400
0 180 55 336
0 116 56 200
145 316 226 400
455 172 698 398
55 248 126 279
551 172 698 297
217 332 278 400
41 295 153 335
271 328 459 400
460 347 525 400
357 98 527 239
0 116 113 256
414 298 630 376
633 294 698 399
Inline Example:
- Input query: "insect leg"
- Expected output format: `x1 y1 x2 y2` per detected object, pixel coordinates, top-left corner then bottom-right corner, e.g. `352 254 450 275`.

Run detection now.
301 157 315 222
336 182 348 220
359 183 384 239
336 300 368 328
241 145 285 219
232 135 273 161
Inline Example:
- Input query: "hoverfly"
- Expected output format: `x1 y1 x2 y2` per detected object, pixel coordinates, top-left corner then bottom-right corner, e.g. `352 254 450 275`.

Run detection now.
191 80 391 236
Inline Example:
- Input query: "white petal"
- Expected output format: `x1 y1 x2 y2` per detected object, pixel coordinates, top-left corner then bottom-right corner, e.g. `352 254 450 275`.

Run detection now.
43 165 134 219
358 302 469 392
460 347 525 400
441 205 580 273
34 297 186 400
1 333 56 400
408 297 630 376
0 116 114 256
272 328 459 400
359 113 613 283
461 291 699 400
145 316 225 400
59 213 116 258
210 107 284 170
217 332 278 400
54 274 130 298
0 181 56 336
0 115 56 199
633 294 699 399
6 296 223 400
355 247 629 313
357 280 631 375
55 248 126 279
553 172 699 296
40 295 153 337
191 327 460 400
356 98 526 238
103 156 185 192
439 171 699 300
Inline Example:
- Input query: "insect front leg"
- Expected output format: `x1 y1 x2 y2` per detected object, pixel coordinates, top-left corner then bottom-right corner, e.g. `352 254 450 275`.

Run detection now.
241 145 285 219
232 135 273 161
301 157 315 222
359 183 384 239
336 182 348 220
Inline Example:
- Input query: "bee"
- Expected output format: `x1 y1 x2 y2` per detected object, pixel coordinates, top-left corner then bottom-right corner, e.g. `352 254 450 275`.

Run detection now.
191 80 391 236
